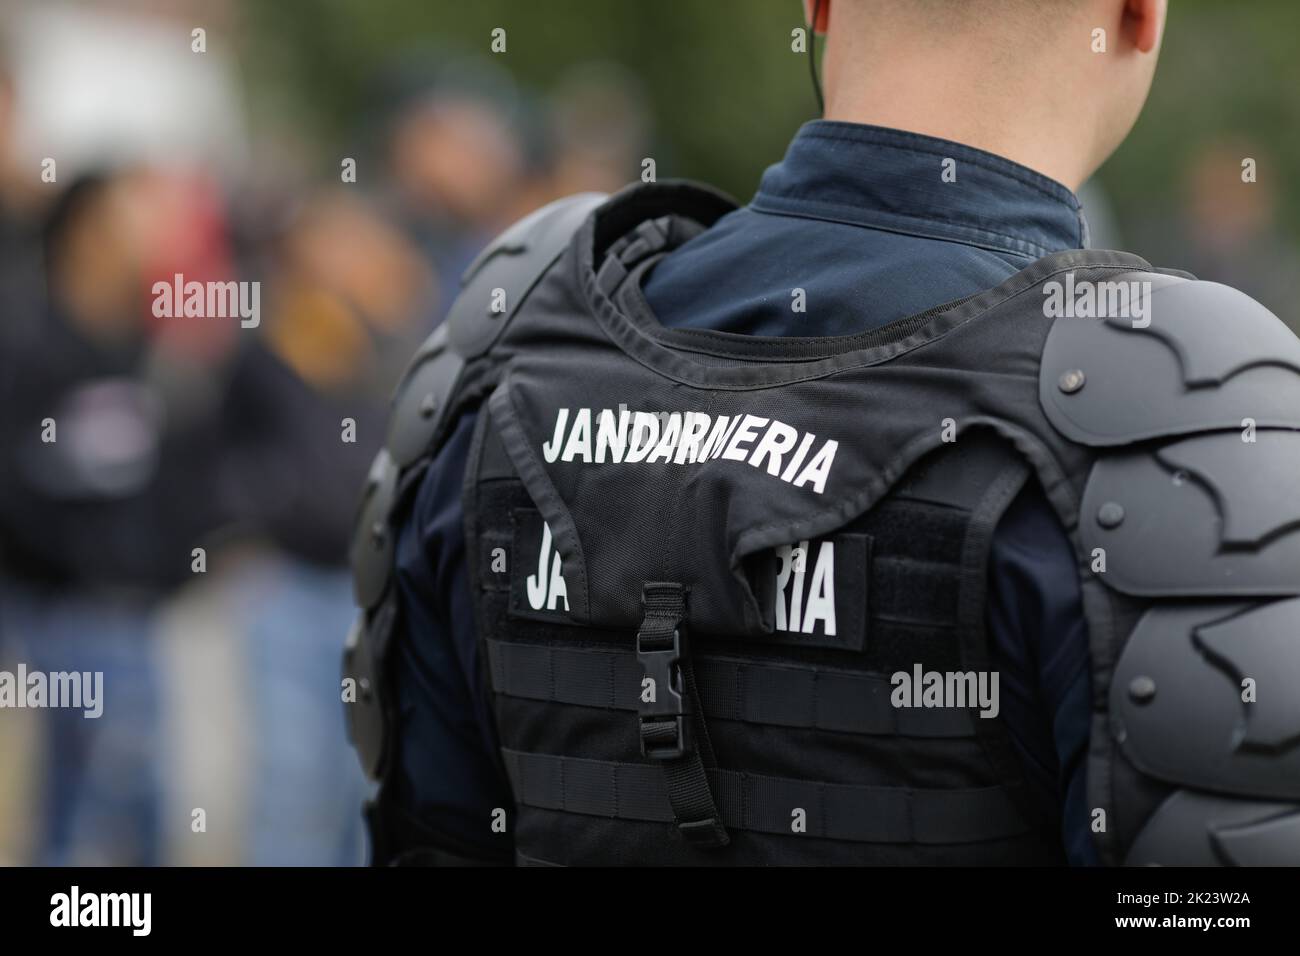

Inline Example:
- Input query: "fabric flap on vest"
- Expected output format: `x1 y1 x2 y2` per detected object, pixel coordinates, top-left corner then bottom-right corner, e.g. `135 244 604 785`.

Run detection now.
486 362 913 637
484 204 1158 637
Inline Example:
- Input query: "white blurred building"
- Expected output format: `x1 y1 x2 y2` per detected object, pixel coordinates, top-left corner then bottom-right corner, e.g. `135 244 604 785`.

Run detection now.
3 0 248 178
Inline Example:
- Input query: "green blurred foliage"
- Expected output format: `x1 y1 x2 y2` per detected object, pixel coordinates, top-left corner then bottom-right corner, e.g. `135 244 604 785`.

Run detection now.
1106 0 1300 236
239 0 1300 245
239 0 816 195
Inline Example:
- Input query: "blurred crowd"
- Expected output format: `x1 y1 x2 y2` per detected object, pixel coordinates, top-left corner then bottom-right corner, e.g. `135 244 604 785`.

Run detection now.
0 2 649 865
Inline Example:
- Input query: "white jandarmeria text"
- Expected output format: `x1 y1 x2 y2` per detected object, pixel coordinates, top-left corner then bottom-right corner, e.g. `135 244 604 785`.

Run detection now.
541 407 839 494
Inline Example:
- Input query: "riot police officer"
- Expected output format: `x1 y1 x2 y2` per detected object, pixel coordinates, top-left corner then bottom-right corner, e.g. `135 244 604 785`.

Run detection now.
345 0 1300 865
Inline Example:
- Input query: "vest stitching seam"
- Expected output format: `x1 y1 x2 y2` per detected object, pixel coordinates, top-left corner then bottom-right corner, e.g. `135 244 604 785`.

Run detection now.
548 650 556 719
558 755 566 814
611 752 619 819
811 668 821 731
607 652 616 709
586 243 1147 390
740 769 748 830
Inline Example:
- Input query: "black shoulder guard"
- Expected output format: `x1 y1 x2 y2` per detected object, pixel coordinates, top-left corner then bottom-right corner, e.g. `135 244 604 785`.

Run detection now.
1040 274 1300 864
343 192 606 780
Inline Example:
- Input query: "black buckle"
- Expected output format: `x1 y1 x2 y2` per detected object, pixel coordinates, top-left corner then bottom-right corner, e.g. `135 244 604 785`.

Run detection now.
636 627 689 760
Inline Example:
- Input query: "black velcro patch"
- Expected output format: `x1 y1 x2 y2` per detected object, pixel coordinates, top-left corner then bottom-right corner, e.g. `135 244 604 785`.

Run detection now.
508 508 575 623
745 533 871 652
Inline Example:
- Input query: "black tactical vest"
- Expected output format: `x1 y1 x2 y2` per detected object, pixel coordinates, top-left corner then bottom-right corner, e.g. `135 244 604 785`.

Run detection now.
348 182 1300 866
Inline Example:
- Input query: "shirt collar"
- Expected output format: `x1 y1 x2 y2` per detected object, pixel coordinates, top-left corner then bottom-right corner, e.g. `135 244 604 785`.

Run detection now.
750 120 1088 259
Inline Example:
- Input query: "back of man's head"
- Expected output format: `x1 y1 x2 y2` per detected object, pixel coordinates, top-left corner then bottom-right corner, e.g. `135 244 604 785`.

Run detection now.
807 0 1167 188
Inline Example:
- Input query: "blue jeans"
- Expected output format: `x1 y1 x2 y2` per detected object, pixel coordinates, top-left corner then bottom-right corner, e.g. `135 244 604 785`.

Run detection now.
236 558 367 866
0 582 162 865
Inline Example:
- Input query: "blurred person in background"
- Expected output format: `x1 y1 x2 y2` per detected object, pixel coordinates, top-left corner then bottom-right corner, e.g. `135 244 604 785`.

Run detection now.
0 48 45 862
371 55 655 329
0 168 237 864
0 50 44 324
374 55 537 324
1173 139 1300 333
0 0 442 865
0 165 428 866
212 188 433 865
0 0 262 866
546 62 653 200
0 0 432 866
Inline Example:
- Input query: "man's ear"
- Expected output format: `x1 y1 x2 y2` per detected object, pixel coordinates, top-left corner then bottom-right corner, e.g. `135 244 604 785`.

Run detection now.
1124 0 1163 53
803 0 831 35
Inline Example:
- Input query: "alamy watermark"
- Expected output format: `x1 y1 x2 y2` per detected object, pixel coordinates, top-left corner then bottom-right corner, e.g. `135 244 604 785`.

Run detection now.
152 273 260 328
891 665 999 719
0 664 103 718
1042 272 1152 328
50 886 150 936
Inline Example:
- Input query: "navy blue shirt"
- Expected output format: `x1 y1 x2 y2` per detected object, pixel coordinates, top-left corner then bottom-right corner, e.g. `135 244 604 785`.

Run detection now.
391 121 1098 865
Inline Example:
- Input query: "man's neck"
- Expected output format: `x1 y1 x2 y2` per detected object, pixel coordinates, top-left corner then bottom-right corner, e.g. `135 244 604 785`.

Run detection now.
822 41 1095 192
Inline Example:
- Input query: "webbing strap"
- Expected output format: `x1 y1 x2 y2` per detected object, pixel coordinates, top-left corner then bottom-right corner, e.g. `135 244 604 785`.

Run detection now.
500 749 1032 845
636 583 729 848
485 640 975 737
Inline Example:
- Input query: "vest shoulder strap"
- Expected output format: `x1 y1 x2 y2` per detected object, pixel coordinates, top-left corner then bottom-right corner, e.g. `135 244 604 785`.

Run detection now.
449 192 608 360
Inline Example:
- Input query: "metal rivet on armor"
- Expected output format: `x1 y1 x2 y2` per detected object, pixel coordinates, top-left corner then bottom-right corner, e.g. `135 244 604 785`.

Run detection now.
1058 369 1086 393
370 521 386 549
1097 502 1125 529
1128 676 1156 704
418 393 438 419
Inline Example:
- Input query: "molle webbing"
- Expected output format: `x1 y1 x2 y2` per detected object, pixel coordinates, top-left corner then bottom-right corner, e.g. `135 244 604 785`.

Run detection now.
468 422 1056 864
500 750 1031 845
484 641 973 737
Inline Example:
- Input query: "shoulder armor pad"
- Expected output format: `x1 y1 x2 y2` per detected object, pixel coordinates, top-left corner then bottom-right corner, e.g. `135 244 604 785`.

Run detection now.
1126 790 1300 866
1040 276 1300 597
343 194 605 781
384 192 606 472
353 191 608 611
448 191 607 359
1081 429 1300 596
1040 276 1300 446
341 615 385 778
385 323 462 469
350 449 399 607
1111 599 1300 800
